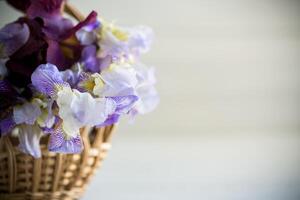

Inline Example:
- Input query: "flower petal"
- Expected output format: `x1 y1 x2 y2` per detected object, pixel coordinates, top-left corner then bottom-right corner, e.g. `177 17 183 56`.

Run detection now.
0 60 8 79
6 0 31 12
81 45 101 72
0 114 15 136
61 11 98 39
127 26 153 55
48 126 83 154
57 88 116 137
131 85 159 115
31 63 68 97
0 80 19 110
130 63 158 115
76 26 98 45
5 17 48 87
17 124 42 158
13 102 41 125
96 114 120 127
0 22 30 58
27 0 64 19
111 95 138 114
99 23 153 61
97 64 138 97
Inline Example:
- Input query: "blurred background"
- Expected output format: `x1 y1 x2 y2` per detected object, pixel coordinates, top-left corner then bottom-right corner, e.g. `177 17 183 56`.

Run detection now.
1 0 300 199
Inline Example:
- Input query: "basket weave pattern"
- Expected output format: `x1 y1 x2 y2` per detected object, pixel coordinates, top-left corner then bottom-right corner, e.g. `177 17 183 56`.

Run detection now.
0 125 116 200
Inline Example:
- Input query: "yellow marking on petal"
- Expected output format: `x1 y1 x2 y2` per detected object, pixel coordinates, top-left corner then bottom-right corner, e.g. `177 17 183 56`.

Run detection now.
111 28 128 41
91 73 105 96
60 35 80 59
60 45 75 59
63 35 79 46
100 20 129 41
83 79 96 91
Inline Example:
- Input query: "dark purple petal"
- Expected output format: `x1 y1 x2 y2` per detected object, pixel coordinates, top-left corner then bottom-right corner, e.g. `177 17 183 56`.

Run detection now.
0 22 30 58
41 127 54 134
61 11 98 40
31 63 67 96
46 39 82 70
6 0 31 12
0 80 17 96
0 80 19 110
27 0 64 19
0 114 15 136
6 17 48 87
112 95 139 114
42 18 74 40
48 126 83 154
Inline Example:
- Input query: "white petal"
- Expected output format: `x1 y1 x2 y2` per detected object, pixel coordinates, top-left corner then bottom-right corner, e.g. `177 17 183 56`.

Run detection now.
17 124 42 158
99 64 138 97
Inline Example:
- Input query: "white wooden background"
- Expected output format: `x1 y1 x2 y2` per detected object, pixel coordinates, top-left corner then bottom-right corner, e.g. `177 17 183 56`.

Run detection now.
1 0 300 199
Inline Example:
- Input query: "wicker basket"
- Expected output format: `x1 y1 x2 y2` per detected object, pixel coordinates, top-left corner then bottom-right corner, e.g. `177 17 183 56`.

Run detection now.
0 125 116 200
0 3 118 199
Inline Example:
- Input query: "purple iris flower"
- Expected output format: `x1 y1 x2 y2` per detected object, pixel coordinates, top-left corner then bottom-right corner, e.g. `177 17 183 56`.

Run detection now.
45 11 98 69
26 0 98 70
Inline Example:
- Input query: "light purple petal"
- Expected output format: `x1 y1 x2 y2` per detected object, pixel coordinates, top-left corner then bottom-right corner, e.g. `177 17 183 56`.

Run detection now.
100 65 138 97
76 29 97 45
83 20 101 32
18 124 42 158
131 85 159 115
31 63 68 97
81 45 101 72
111 95 138 114
99 56 112 71
65 90 116 126
48 126 83 154
128 26 153 56
0 22 30 58
13 102 41 125
60 64 83 87
130 63 158 115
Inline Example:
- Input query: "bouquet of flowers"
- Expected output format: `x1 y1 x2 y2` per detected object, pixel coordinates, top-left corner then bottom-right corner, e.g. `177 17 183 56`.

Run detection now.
0 0 158 158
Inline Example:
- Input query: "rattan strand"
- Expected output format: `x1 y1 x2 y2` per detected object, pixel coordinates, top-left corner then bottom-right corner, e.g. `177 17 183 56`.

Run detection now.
0 124 116 200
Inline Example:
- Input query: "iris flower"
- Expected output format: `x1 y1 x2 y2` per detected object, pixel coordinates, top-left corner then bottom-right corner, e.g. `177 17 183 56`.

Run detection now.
31 63 116 153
